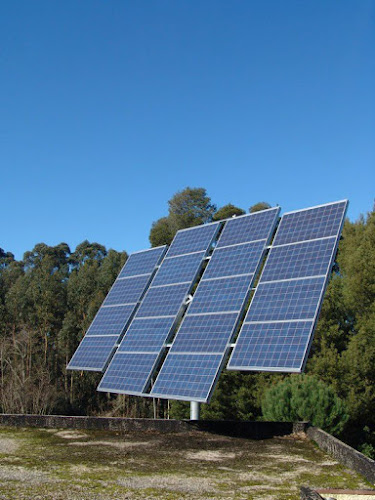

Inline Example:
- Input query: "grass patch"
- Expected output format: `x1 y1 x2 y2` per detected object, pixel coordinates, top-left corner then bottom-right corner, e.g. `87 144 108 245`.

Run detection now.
0 427 370 499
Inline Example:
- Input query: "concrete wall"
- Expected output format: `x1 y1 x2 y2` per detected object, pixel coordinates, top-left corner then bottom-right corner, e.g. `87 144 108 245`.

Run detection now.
307 426 375 485
0 413 306 439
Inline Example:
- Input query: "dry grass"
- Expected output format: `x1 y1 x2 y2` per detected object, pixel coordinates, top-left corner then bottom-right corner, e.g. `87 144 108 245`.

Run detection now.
0 426 370 499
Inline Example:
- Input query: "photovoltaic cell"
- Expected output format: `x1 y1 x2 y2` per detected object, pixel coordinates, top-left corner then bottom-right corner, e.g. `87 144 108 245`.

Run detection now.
118 247 166 278
98 222 220 395
229 321 313 371
152 252 205 286
86 305 135 336
246 278 325 322
217 209 281 248
136 282 192 318
98 352 160 394
229 200 348 373
151 208 280 402
167 224 221 257
273 201 347 246
150 353 222 401
187 275 254 315
260 238 336 282
120 317 175 352
203 241 265 279
67 336 119 371
103 275 151 306
170 313 239 354
67 246 166 372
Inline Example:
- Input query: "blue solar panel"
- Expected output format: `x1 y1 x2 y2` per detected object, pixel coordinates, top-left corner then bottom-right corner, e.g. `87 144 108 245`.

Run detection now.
136 283 191 318
229 200 348 373
152 252 205 286
118 246 166 278
98 222 220 395
151 353 222 402
98 352 160 394
170 313 239 353
150 208 281 402
86 304 136 336
103 275 151 306
247 278 325 322
67 246 167 372
119 317 175 352
67 336 118 371
203 241 265 279
261 238 336 282
229 321 313 371
167 223 220 257
273 201 347 246
217 208 280 248
188 275 254 314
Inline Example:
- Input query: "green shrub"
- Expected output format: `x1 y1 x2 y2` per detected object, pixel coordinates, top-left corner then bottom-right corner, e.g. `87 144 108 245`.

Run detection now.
261 374 348 435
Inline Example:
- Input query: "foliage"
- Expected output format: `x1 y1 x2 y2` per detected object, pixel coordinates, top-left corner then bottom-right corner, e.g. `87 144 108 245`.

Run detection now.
249 201 271 213
261 374 348 434
149 217 174 247
168 187 216 229
212 204 245 221
149 187 217 247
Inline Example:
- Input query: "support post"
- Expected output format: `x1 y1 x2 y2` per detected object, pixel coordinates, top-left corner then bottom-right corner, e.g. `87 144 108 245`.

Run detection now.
190 401 200 420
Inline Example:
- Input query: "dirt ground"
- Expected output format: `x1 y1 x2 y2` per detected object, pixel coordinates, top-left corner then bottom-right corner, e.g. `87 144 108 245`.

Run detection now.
0 427 370 499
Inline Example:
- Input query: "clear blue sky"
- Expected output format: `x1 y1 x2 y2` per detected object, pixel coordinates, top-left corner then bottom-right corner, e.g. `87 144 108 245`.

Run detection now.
1 1 374 259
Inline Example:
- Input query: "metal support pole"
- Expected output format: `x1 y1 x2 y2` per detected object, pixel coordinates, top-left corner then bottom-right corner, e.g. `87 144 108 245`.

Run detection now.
190 401 200 420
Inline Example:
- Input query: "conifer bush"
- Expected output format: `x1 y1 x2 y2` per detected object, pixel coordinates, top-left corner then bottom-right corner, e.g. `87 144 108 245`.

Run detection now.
261 374 348 435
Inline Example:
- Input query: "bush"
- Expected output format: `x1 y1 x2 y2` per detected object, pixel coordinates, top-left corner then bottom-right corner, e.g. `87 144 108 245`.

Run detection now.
261 374 348 435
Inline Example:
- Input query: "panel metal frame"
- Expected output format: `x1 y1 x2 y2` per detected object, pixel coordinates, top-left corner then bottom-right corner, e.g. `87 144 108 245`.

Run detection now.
228 200 348 373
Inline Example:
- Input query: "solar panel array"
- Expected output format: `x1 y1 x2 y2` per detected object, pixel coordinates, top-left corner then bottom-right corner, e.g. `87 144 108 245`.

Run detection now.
68 199 348 405
97 222 220 395
150 208 280 402
228 201 347 372
67 246 166 372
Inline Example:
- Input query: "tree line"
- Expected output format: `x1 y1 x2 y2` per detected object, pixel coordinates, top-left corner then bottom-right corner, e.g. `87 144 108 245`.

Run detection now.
1 188 374 456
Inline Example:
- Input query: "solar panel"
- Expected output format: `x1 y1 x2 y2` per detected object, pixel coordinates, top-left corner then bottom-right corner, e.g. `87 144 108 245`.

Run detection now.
100 352 160 394
150 353 222 401
228 200 348 372
187 275 254 314
103 275 151 306
97 222 221 395
67 246 166 372
152 252 205 286
203 241 265 279
150 208 280 402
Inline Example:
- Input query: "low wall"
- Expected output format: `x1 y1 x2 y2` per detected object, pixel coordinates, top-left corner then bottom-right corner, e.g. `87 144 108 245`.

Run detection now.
0 413 306 439
307 426 375 485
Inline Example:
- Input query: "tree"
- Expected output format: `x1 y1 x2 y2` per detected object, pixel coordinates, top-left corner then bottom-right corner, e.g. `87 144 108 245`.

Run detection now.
261 374 348 434
212 204 245 221
69 240 107 269
149 217 174 247
249 202 271 213
149 187 216 246
168 187 216 231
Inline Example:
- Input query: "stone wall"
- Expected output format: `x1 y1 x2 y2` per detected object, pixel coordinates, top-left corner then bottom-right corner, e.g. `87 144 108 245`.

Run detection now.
0 414 306 439
307 426 375 485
